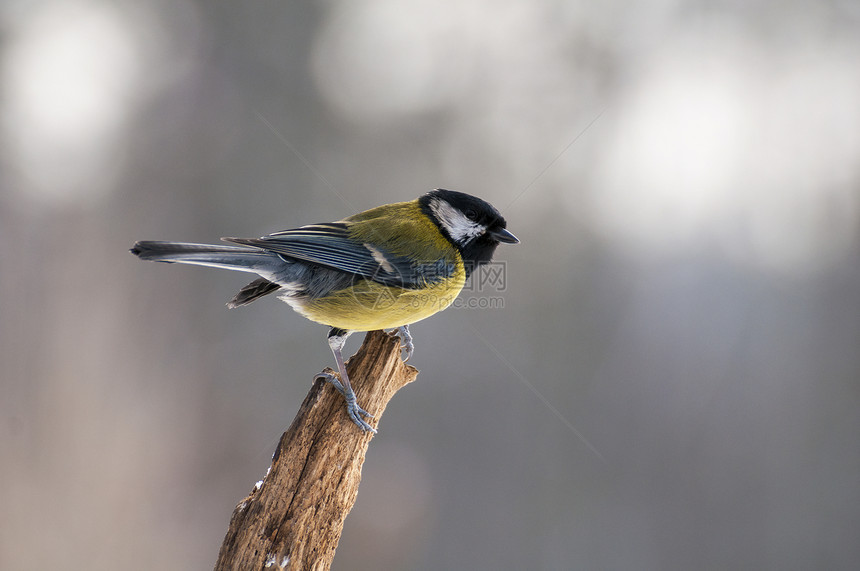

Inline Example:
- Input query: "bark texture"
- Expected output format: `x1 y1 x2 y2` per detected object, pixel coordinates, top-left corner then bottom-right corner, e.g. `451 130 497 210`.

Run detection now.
214 330 418 571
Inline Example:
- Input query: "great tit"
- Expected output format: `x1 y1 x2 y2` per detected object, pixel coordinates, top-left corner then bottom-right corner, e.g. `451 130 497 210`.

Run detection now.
131 189 518 432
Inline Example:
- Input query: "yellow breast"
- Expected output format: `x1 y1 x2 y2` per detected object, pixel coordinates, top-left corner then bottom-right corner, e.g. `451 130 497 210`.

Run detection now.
295 266 466 331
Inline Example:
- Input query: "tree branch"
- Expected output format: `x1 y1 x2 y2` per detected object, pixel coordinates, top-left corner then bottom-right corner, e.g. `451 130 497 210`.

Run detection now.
214 330 419 571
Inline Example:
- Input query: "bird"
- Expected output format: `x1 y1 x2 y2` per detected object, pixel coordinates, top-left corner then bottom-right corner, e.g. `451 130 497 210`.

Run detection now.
131 189 518 432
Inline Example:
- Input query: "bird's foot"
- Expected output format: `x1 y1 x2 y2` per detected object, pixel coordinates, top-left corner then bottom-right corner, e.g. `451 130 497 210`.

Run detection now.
315 370 376 433
390 325 414 362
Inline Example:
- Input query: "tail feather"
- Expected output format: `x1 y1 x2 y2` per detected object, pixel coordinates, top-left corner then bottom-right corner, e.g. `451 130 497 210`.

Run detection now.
130 240 280 276
227 277 282 308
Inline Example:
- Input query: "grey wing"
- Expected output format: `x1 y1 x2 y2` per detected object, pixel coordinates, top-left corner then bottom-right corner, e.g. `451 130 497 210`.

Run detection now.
223 223 452 289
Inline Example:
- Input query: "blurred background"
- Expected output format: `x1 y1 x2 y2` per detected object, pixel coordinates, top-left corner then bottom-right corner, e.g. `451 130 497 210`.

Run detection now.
2 0 859 569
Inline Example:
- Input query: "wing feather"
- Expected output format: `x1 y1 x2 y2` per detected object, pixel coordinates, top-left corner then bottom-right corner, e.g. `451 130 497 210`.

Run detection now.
223 222 453 288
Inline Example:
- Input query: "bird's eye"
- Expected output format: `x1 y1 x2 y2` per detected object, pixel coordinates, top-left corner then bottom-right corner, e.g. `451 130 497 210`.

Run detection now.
464 209 478 221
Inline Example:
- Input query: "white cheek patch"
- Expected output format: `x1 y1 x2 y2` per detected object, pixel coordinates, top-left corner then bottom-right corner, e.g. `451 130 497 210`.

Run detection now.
429 198 485 244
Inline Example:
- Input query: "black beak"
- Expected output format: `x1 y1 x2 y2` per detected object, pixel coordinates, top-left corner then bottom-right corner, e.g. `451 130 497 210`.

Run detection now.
488 227 519 244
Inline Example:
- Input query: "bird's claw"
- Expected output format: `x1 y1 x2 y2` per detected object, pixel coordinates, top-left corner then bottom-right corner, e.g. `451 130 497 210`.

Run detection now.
345 400 376 433
392 325 414 362
315 370 344 393
315 370 377 433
